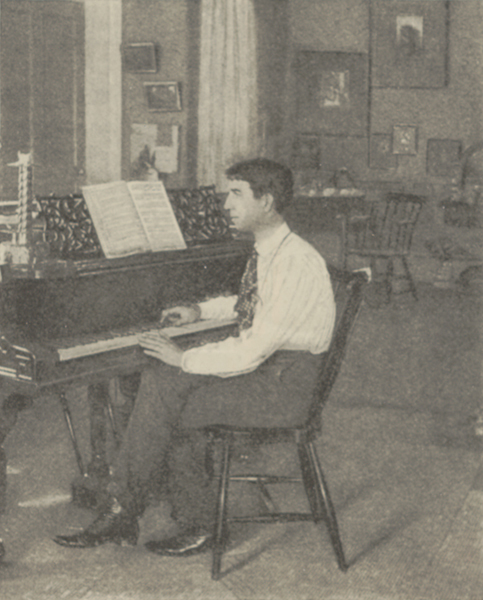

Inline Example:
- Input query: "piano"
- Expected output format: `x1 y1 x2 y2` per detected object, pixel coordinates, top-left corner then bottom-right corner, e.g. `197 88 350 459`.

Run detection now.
0 186 250 506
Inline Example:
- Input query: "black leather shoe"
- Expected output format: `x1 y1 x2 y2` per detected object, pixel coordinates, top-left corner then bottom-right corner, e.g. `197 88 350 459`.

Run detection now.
145 528 213 557
53 501 138 548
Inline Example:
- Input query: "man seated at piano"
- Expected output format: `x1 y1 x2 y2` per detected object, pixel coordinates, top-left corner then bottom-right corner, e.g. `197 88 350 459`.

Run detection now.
53 157 336 556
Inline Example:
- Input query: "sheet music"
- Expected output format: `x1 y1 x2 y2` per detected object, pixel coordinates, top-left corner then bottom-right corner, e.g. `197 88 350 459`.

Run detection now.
82 182 150 258
127 181 186 252
82 180 186 258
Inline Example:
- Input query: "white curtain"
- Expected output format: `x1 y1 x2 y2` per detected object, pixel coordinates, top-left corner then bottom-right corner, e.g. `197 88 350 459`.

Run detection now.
197 0 259 189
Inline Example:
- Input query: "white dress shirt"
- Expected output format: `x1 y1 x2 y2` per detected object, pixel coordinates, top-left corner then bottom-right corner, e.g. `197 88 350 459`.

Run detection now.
181 222 335 378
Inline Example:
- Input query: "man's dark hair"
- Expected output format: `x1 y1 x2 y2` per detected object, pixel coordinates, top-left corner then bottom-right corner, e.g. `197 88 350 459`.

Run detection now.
225 158 294 214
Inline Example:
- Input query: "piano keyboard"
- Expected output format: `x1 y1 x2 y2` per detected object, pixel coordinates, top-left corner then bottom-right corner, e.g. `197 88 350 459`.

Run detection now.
54 318 237 362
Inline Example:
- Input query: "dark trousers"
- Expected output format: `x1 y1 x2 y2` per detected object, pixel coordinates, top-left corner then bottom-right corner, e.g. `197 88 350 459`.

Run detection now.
107 351 320 529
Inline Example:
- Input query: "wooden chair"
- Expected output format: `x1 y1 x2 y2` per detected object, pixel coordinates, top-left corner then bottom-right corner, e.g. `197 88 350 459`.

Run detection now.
200 266 368 580
338 193 423 301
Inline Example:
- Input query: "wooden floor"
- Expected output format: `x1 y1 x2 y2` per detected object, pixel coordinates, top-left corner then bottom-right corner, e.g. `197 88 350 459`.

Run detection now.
0 281 481 599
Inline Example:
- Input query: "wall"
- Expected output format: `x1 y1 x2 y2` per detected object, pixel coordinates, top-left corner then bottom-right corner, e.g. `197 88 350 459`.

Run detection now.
122 0 199 188
121 0 291 189
371 0 483 186
254 0 290 159
0 0 86 198
287 0 483 283
287 0 483 192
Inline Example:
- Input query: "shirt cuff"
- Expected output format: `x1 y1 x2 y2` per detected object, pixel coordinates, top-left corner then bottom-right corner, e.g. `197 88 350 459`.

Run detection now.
198 295 237 320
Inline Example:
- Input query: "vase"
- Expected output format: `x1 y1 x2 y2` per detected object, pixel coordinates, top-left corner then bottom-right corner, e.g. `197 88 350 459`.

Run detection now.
140 167 159 182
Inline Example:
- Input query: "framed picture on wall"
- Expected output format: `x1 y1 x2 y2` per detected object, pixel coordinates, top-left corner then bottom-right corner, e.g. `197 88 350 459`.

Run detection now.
392 125 418 155
370 134 398 169
427 139 462 177
144 82 182 112
371 0 449 88
294 51 369 135
123 43 157 73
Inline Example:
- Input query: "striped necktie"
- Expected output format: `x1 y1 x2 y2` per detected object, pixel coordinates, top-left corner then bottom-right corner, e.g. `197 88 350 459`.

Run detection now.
234 249 258 333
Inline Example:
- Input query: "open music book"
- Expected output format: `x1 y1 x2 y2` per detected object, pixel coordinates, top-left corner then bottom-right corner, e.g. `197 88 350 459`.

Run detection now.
81 180 187 258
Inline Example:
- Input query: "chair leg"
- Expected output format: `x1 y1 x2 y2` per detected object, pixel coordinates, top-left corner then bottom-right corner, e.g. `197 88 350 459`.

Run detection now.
255 480 279 513
401 256 418 301
212 437 232 580
297 443 323 523
306 441 348 572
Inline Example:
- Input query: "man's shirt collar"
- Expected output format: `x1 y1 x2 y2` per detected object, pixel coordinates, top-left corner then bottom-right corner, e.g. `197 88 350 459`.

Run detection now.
254 222 291 258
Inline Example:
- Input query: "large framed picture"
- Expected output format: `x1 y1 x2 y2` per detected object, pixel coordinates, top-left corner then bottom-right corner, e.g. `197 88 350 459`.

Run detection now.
294 51 369 135
144 82 182 112
371 0 449 88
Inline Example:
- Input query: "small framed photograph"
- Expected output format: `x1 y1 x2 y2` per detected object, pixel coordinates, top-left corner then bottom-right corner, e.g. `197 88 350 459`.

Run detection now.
144 82 182 112
392 125 418 155
427 139 462 177
123 43 157 73
370 134 398 169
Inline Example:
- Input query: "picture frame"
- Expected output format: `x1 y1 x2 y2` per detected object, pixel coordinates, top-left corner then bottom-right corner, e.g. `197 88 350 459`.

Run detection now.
370 134 398 169
294 51 369 135
144 82 182 112
122 43 157 73
371 0 449 88
392 125 418 155
427 139 462 177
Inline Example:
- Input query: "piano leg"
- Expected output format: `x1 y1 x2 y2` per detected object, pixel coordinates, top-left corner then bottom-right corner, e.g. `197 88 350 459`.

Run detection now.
87 382 110 479
70 376 139 510
68 382 111 509
116 373 140 433
58 389 87 477
87 376 139 476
